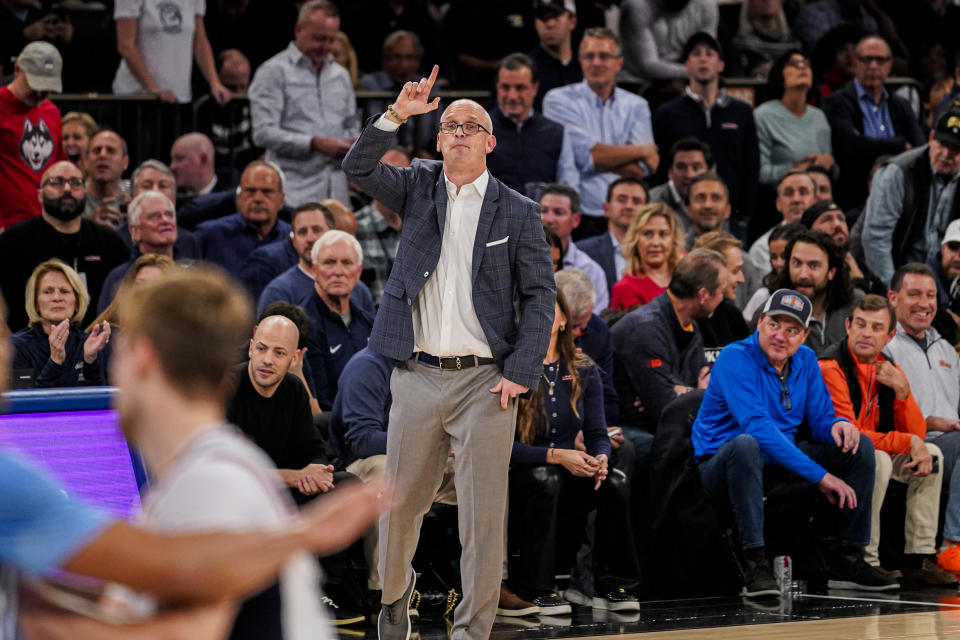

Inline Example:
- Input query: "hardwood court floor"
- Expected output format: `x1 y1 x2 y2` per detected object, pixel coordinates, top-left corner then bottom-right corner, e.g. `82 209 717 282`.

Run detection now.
339 587 960 639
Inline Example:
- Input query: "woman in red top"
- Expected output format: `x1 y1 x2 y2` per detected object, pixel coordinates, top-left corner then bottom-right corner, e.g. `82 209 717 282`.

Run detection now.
609 203 685 311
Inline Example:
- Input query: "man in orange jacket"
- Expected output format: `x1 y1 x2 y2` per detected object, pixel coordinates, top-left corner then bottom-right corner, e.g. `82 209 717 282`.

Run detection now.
819 294 957 585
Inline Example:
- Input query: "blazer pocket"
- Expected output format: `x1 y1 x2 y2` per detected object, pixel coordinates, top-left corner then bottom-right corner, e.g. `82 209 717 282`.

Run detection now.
485 236 509 247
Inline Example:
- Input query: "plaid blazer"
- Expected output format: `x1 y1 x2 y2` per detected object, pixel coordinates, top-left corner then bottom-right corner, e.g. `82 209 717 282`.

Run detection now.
342 117 556 390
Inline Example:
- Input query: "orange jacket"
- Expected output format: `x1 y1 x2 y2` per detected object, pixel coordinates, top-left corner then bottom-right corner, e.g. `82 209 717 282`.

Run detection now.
818 346 925 455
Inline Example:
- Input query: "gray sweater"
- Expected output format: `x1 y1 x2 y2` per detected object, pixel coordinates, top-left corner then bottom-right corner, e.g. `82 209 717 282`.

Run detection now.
755 100 832 185
619 0 718 82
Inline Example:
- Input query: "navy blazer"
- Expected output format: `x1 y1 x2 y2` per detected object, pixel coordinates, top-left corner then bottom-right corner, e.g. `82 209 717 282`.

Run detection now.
342 116 556 390
822 80 925 209
577 232 617 292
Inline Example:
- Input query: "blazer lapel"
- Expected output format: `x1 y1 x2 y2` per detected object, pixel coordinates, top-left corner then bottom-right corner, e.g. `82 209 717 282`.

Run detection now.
471 177 500 284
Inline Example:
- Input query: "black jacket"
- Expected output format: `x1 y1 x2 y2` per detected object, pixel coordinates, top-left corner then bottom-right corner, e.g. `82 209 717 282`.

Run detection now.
652 92 760 222
486 107 565 195
822 80 925 209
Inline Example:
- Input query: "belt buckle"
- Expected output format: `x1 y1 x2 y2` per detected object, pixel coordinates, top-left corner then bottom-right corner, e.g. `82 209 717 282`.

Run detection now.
456 356 462 370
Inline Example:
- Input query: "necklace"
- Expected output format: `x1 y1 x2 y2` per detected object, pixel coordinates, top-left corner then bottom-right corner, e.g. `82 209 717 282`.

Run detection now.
543 362 560 396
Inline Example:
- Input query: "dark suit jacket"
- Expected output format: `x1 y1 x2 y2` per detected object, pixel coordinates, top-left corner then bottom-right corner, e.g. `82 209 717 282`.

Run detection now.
342 116 556 390
822 80 925 209
577 232 617 292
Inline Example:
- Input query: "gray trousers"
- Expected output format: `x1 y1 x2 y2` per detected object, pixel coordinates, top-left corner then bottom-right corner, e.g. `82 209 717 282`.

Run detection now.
379 359 517 640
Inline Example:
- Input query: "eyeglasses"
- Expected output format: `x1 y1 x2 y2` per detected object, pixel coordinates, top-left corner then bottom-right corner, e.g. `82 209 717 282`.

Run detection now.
946 241 960 252
42 176 85 189
439 121 490 136
857 55 891 65
581 52 618 62
785 57 810 69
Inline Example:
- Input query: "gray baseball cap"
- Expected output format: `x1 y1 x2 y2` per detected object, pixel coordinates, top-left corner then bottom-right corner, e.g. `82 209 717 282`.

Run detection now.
16 42 63 93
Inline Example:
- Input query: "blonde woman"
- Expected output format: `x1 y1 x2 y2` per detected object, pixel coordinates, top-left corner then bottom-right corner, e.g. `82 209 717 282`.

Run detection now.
87 253 178 331
11 260 110 387
332 31 360 88
609 203 685 311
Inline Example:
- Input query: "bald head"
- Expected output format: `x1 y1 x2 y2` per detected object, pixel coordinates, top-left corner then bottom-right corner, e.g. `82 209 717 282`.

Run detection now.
441 99 493 135
41 160 83 184
248 315 301 395
170 133 216 193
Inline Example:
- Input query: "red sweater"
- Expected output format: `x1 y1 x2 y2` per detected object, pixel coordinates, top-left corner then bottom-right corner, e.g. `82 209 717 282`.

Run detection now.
610 273 667 311
0 86 65 229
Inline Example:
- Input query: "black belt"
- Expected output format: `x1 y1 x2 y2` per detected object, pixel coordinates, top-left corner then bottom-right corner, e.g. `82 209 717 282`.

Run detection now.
417 352 495 370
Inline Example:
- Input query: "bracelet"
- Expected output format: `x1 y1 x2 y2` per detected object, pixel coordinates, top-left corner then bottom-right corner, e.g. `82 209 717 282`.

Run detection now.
547 447 554 464
386 104 407 125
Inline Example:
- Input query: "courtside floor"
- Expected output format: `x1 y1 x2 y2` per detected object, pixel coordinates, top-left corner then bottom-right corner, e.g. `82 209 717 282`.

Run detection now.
339 586 960 639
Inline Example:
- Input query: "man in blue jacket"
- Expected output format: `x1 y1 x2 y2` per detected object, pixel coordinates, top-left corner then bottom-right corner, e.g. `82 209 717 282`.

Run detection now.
693 289 896 597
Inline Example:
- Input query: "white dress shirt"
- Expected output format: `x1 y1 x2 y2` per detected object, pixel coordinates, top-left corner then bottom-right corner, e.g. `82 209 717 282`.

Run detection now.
375 115 492 358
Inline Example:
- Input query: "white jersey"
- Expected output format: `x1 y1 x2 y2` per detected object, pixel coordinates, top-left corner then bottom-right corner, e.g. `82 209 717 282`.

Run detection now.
139 426 333 640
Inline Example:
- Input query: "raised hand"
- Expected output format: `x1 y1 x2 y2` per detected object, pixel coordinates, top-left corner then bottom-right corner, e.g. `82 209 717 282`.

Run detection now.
83 321 111 364
391 65 441 121
48 319 70 365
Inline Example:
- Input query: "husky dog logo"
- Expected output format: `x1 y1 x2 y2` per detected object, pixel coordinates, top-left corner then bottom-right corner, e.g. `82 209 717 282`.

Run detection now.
19 119 55 173
157 1 183 33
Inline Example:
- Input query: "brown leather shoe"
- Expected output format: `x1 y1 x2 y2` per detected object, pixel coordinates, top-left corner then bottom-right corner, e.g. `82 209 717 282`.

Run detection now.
874 566 903 579
496 583 539 617
904 558 959 586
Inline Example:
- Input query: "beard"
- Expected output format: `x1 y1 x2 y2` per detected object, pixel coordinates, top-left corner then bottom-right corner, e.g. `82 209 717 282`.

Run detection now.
794 278 828 302
43 194 84 222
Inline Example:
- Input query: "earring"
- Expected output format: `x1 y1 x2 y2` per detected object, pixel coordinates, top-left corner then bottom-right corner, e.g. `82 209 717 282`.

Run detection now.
560 324 566 331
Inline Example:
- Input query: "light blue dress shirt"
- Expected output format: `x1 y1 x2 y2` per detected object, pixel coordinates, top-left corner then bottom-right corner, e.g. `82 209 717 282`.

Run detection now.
249 43 360 207
543 81 655 218
855 79 895 140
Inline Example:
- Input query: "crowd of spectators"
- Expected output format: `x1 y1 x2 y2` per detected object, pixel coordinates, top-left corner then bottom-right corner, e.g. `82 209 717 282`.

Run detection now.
8 0 960 626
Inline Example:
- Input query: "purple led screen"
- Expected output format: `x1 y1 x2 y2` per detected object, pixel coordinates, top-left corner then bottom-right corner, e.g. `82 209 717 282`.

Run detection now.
0 410 141 521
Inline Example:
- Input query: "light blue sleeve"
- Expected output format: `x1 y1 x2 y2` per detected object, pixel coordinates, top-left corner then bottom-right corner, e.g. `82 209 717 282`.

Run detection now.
557 127 581 193
862 163 905 284
628 98 654 145
249 61 314 158
0 452 110 575
544 89 597 173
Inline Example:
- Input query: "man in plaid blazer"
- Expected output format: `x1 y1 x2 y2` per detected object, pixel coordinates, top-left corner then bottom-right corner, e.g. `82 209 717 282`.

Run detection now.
342 65 555 640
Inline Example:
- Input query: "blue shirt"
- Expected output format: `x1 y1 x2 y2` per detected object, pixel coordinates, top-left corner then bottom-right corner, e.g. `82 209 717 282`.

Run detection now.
256 264 375 318
855 79 895 139
0 451 109 636
691 332 845 484
303 294 375 411
329 347 393 466
195 213 291 280
241 239 298 300
543 81 654 218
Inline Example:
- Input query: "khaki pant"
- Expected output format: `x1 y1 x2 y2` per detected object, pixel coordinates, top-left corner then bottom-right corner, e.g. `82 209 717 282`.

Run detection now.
865 444 943 565
379 359 517 640
346 454 456 589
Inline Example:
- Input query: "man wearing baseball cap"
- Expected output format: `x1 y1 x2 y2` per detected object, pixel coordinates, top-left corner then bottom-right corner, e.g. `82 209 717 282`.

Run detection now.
652 32 759 234
863 105 960 286
924 218 960 340
693 288 896 597
527 0 581 111
0 41 66 230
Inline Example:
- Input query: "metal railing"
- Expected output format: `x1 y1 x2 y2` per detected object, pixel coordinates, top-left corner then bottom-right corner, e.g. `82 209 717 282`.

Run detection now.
52 79 924 165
